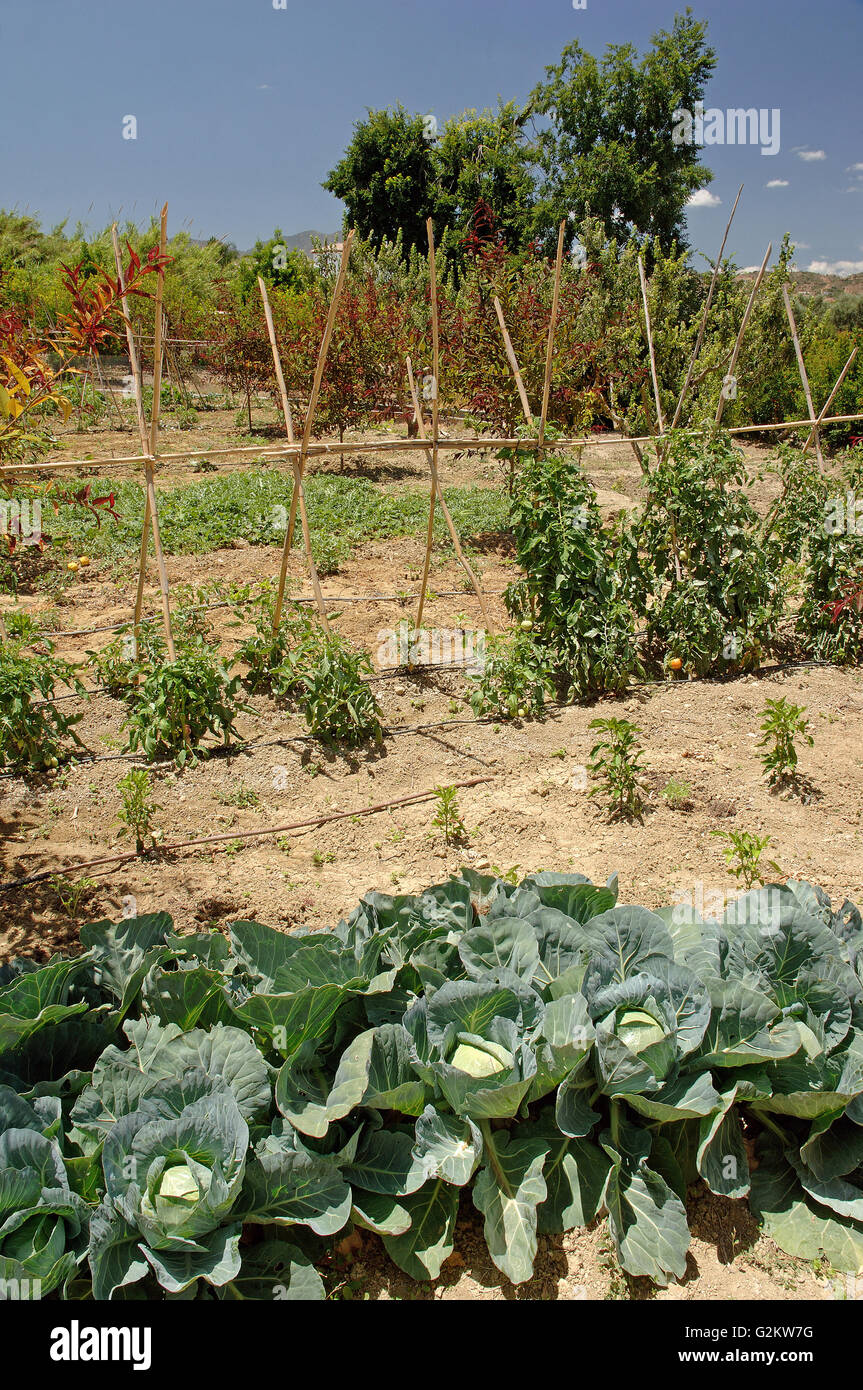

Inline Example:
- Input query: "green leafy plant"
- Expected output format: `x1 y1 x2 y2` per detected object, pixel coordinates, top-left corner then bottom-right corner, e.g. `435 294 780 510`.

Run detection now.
587 717 649 821
116 769 162 854
431 785 468 846
468 632 553 720
122 649 247 766
297 635 383 748
0 638 85 772
49 873 99 919
506 451 641 698
757 697 814 788
711 828 782 889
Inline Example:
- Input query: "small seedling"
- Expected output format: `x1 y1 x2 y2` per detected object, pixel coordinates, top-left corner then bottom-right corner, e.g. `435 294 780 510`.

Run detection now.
214 784 260 809
588 718 649 821
116 769 162 854
661 777 693 810
712 828 782 889
431 785 468 846
50 873 99 919
757 697 814 787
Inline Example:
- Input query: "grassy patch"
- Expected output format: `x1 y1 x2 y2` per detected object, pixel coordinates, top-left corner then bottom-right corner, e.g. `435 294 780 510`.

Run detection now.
46 470 510 574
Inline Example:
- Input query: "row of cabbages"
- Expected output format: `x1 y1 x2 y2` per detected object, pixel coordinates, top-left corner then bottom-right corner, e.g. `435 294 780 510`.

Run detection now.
1 868 862 1298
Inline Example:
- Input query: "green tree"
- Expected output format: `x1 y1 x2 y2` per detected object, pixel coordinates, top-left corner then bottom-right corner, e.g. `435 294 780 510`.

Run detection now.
323 105 438 255
434 103 535 261
526 9 716 255
234 228 316 301
323 103 536 264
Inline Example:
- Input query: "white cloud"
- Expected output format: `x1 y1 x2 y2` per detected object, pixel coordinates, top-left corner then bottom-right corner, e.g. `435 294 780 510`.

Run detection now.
740 265 761 274
256 84 271 90
805 259 863 277
795 149 826 161
686 189 722 208
765 179 789 187
847 163 863 173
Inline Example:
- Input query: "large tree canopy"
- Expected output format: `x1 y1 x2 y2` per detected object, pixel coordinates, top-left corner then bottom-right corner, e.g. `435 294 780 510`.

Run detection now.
323 102 535 263
324 11 717 263
526 10 716 255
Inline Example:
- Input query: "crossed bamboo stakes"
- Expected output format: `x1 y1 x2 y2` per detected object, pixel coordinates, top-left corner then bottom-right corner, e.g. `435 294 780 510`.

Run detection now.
10 192 863 662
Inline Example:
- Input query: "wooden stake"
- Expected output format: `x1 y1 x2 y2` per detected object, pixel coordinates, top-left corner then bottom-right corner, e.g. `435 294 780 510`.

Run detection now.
672 184 743 430
282 230 355 552
112 224 155 660
783 283 824 471
408 356 493 632
414 219 443 630
803 347 858 454
638 256 665 432
492 295 533 428
141 203 176 660
715 241 772 427
258 275 328 629
538 221 566 448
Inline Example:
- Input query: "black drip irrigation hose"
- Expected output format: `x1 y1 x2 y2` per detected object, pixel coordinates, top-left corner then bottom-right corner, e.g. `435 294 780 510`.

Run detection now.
0 657 842 786
31 587 508 643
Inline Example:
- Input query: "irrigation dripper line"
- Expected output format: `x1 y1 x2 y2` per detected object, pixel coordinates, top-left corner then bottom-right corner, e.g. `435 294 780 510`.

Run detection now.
0 775 495 894
25 658 485 709
0 657 845 782
27 588 507 644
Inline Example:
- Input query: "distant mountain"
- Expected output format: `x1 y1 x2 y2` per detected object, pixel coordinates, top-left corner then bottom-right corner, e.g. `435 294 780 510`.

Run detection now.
737 268 863 299
284 230 341 255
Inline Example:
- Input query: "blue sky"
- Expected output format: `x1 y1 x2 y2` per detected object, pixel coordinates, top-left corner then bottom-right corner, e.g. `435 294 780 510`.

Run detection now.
2 0 862 273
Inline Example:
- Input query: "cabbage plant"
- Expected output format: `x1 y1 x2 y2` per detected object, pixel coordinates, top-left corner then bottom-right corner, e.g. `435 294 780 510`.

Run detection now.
1 873 863 1297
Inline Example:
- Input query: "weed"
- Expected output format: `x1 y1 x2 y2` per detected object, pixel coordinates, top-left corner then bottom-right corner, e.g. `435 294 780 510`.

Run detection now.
661 777 693 810
50 873 99 919
116 769 162 854
431 785 468 846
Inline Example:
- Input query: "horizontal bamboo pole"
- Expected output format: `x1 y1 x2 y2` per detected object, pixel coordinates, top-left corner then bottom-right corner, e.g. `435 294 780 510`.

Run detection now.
4 413 863 480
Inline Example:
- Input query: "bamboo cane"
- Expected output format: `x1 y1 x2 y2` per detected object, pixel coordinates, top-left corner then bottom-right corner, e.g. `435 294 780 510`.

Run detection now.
715 241 772 427
638 256 665 432
492 295 533 428
141 204 176 660
414 219 443 630
282 230 355 552
672 184 744 430
257 275 328 628
408 356 493 632
111 224 153 660
783 283 824 471
538 221 566 449
8 415 863 482
803 347 858 454
274 232 354 629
